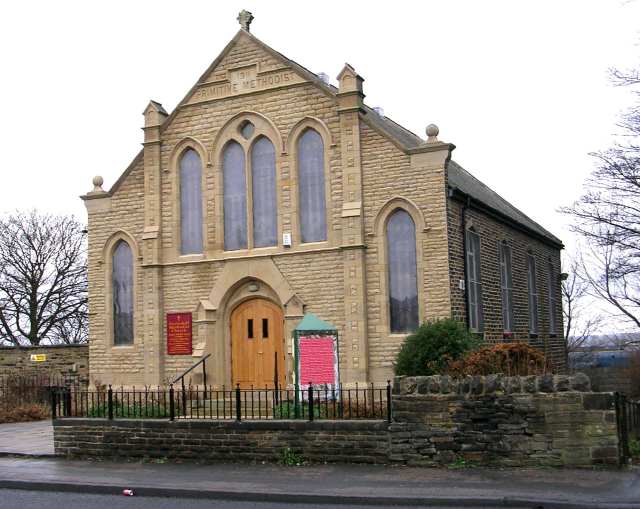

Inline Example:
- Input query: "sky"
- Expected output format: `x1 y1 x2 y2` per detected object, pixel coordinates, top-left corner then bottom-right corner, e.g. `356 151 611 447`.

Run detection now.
0 0 638 262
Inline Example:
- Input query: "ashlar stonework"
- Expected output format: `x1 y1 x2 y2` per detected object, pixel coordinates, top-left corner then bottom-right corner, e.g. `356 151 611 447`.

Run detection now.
82 13 566 388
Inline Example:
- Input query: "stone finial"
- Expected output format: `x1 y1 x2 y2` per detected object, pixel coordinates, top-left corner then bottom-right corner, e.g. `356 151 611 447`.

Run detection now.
237 10 254 31
90 175 105 194
426 124 439 143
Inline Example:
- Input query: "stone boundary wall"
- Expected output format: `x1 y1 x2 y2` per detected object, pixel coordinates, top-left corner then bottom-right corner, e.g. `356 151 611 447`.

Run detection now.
392 374 619 467
0 344 88 382
53 374 621 467
53 419 390 463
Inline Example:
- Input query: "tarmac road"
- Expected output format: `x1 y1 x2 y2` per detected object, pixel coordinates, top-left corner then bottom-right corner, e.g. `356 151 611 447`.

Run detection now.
0 489 507 509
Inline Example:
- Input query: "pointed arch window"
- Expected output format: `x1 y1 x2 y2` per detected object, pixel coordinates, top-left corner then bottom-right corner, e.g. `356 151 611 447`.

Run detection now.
251 136 277 247
112 240 134 345
298 128 327 243
223 141 248 250
499 242 514 333
548 261 558 335
179 149 203 254
387 209 419 333
527 252 539 334
466 230 483 332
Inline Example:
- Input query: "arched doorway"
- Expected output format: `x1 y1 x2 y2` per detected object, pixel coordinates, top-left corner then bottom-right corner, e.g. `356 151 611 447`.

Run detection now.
231 298 285 389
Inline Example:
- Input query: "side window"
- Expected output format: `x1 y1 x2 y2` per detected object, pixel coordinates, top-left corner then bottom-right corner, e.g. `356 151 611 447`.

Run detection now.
297 128 327 243
499 242 514 333
251 136 277 248
386 209 419 333
223 141 248 250
179 149 203 254
527 253 539 334
548 261 557 335
112 240 134 345
466 230 483 332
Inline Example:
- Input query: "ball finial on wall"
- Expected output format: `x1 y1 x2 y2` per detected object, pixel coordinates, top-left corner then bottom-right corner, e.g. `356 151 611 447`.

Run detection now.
425 124 439 143
91 175 105 193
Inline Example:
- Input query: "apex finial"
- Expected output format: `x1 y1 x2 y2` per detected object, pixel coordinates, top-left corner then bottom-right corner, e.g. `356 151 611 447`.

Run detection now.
238 10 254 31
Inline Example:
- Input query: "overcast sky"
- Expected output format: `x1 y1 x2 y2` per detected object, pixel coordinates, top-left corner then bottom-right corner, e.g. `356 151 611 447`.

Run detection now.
1 0 638 261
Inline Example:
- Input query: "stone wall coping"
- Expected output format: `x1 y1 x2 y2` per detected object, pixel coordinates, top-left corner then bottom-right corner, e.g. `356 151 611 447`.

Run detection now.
393 373 591 396
53 418 389 432
0 344 88 350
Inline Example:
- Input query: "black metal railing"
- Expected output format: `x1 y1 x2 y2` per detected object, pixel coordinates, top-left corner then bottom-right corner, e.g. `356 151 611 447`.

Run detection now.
51 382 393 422
0 375 86 411
172 354 212 402
615 392 640 461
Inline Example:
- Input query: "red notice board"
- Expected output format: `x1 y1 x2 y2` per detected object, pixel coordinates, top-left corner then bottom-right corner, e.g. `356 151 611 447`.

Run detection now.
298 335 337 386
167 312 192 355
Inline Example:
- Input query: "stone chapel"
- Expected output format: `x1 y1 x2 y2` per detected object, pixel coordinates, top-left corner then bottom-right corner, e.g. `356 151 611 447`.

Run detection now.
82 11 565 388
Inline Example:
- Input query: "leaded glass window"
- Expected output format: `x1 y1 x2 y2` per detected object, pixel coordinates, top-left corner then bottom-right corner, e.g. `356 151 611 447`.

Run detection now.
179 149 203 254
499 242 514 333
223 141 248 250
527 253 539 334
112 240 133 345
387 209 419 333
298 129 327 243
251 137 277 247
466 230 483 332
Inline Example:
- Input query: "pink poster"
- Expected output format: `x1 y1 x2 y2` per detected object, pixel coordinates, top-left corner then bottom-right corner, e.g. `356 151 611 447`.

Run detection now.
299 335 336 385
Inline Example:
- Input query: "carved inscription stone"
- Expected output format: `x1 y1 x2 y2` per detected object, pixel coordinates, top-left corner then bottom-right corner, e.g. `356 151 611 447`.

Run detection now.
189 65 306 104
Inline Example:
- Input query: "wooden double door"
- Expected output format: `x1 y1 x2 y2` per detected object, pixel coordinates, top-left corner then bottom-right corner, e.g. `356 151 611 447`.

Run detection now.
231 298 285 389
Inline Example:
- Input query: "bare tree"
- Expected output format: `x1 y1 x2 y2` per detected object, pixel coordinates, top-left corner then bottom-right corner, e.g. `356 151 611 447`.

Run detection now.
0 211 88 346
562 257 604 352
561 65 640 330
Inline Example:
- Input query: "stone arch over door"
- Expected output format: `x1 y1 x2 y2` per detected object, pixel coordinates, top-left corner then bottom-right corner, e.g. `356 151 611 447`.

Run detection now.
194 257 304 387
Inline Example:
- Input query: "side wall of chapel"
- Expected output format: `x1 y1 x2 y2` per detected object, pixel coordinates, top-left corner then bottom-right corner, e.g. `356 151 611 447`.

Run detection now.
447 197 567 371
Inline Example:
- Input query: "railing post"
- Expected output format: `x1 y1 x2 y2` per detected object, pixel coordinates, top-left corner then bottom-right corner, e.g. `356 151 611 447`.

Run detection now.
308 383 314 422
294 383 300 419
50 388 57 420
169 384 175 421
235 384 242 422
181 378 186 417
107 385 114 420
386 380 392 423
202 359 207 400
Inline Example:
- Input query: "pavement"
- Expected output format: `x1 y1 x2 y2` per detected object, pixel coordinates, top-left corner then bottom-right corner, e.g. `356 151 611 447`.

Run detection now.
0 420 54 456
0 456 639 508
0 421 639 508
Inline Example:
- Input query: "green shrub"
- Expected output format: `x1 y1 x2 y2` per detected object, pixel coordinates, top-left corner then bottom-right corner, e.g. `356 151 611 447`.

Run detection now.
630 439 640 459
394 318 480 376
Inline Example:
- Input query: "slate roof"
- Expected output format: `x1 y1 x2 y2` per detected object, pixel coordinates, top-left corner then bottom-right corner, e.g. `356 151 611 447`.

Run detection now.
447 160 563 246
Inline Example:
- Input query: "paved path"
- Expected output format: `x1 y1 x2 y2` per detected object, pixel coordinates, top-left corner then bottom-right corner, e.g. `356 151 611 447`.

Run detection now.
0 456 639 508
0 420 54 456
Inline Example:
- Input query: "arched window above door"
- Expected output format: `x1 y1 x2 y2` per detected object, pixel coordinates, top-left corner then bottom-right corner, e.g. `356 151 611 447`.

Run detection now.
223 141 248 251
250 136 277 248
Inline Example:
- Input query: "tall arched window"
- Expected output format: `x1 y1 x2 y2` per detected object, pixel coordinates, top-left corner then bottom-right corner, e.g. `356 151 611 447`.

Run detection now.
251 136 277 247
112 240 134 345
387 209 419 333
223 141 248 250
297 128 326 243
179 149 203 254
